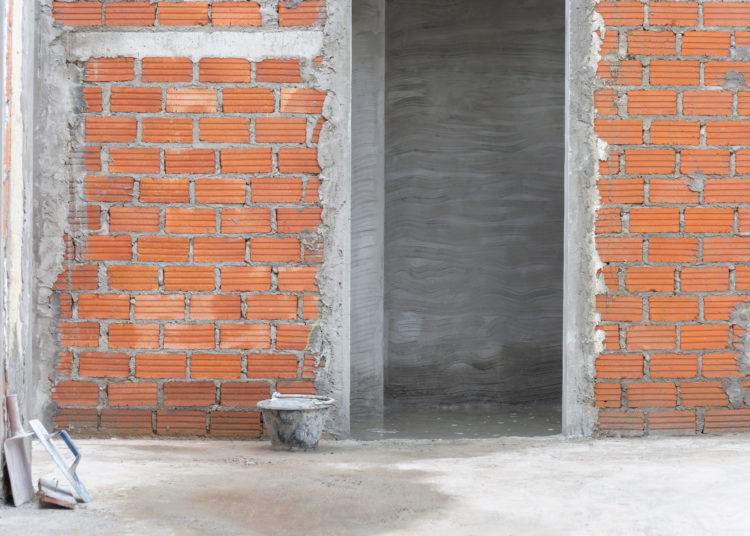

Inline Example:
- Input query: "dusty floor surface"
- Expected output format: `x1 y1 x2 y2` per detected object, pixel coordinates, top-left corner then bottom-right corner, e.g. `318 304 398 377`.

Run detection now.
1 434 749 535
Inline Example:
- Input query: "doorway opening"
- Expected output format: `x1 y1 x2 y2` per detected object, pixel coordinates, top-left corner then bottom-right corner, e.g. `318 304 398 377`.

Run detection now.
351 0 565 438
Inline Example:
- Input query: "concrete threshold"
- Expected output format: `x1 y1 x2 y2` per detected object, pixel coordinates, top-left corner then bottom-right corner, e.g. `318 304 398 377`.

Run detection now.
1 435 749 535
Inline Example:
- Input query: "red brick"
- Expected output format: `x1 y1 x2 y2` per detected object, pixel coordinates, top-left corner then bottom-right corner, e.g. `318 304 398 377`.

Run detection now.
311 120 325 144
108 265 159 291
277 208 322 234
247 354 298 379
209 411 261 437
137 237 189 262
597 60 642 86
704 409 750 433
278 267 318 291
595 383 622 408
596 237 643 263
101 409 153 435
140 178 190 204
55 408 99 432
648 238 698 263
594 119 642 145
599 325 620 350
53 1 102 26
702 353 741 378
83 87 102 112
648 411 695 434
681 382 728 407
596 354 643 379
220 266 271 292
681 325 730 350
55 265 99 291
142 118 193 143
705 62 750 87
627 90 676 115
596 296 642 322
165 149 215 174
195 178 247 204
630 207 679 233
627 31 675 55
280 88 327 114
279 1 325 26
649 2 698 26
739 93 750 117
199 58 251 83
625 149 675 174
680 267 728 292
650 353 698 379
737 151 750 174
142 57 193 82
704 237 750 262
649 296 699 322
703 2 750 26
86 57 134 82
134 295 185 320
222 88 275 113
136 353 187 379
78 293 130 320
595 89 618 115
109 323 160 349
165 208 216 234
737 267 750 290
164 266 215 291
250 237 301 262
626 325 676 350
110 148 161 174
219 324 271 349
108 382 157 407
681 31 730 57
220 148 273 174
164 324 215 349
105 2 156 26
276 324 311 351
276 381 316 395
86 176 134 202
707 122 750 146
650 179 700 203
684 208 733 233
86 116 137 142
650 121 699 146
164 382 216 406
599 266 620 292
596 1 644 26
212 2 262 26
599 149 620 176
199 118 250 143
190 295 242 320
599 30 619 56
256 59 302 83
191 353 242 379
156 410 207 435
83 235 133 261
158 2 209 26
683 91 732 116
256 118 308 143
221 208 271 234
627 383 676 408
220 382 270 407
166 88 217 113
57 352 74 376
704 296 750 321
251 177 304 203
246 295 298 321
625 267 674 292
194 237 246 262
52 381 99 407
650 60 699 86
109 207 160 232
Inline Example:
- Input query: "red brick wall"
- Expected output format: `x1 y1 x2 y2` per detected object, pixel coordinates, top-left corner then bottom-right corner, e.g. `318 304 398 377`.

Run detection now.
595 1 750 435
50 1 326 437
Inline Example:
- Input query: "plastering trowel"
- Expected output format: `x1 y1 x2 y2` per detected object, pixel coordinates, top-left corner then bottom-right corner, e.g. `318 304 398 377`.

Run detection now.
29 419 91 503
3 394 35 506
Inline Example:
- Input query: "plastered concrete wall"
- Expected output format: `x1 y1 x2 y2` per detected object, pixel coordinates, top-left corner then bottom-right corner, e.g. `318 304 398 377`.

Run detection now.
384 0 565 406
34 0 351 437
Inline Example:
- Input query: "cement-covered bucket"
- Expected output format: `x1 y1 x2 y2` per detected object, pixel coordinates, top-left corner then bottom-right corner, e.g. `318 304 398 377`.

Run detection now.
258 393 335 451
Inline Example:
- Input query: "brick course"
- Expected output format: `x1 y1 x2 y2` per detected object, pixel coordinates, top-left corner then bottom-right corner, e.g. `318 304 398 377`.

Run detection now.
595 0 750 435
51 1 327 437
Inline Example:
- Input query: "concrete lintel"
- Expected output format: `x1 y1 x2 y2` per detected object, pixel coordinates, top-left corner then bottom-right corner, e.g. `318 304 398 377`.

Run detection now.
63 30 324 61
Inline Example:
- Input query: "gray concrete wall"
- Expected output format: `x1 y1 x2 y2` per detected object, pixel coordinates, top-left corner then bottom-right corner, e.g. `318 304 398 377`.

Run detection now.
384 0 565 406
351 0 385 421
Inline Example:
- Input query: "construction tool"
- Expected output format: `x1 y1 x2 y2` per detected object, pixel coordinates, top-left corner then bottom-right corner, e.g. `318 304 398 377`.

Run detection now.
37 478 77 509
3 394 35 506
29 419 91 503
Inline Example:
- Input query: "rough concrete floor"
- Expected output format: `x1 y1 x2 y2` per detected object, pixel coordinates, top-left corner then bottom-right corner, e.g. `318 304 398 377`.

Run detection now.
1 435 749 535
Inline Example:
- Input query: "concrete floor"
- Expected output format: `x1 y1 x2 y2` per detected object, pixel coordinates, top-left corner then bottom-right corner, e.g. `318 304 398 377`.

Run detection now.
1 435 749 535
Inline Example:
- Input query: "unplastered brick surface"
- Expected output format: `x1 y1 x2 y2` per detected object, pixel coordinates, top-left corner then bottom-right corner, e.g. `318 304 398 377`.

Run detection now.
594 0 750 436
51 2 327 437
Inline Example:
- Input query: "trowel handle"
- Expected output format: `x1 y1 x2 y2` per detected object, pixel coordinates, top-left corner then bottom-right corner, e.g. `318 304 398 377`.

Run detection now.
6 394 23 437
53 430 81 473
